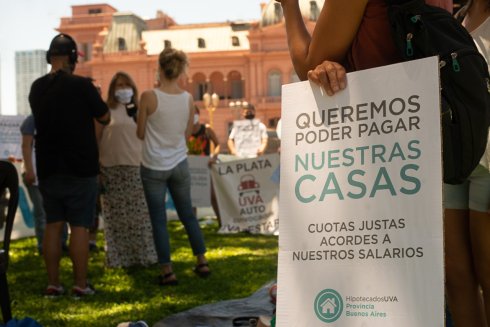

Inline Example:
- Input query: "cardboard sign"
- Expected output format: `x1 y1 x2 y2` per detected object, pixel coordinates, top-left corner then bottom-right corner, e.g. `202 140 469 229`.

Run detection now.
188 155 211 207
229 119 266 158
0 115 25 159
211 154 279 235
277 57 444 326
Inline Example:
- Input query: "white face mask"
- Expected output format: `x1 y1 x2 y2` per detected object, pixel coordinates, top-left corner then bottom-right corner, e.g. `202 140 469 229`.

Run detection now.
115 88 134 104
193 114 200 124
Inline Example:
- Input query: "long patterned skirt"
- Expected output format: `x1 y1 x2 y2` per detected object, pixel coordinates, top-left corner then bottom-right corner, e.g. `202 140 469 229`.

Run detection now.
100 166 157 267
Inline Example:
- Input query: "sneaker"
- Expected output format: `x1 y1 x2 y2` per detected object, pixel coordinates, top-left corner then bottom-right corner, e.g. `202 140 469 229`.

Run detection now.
117 322 149 327
72 283 95 299
129 322 149 327
44 285 64 298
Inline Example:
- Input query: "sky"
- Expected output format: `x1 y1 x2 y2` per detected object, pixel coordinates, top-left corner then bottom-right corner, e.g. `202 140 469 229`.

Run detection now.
0 0 267 115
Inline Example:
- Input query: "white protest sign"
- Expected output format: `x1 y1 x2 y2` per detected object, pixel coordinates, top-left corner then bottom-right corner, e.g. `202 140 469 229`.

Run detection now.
277 57 443 326
0 115 26 159
188 155 211 207
211 153 279 234
229 119 266 158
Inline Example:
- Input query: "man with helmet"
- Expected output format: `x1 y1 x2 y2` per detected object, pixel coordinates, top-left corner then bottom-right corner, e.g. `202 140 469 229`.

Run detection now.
28 33 110 298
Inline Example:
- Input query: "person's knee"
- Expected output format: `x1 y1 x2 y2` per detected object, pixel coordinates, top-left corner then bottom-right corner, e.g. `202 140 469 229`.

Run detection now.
446 259 476 289
46 221 65 232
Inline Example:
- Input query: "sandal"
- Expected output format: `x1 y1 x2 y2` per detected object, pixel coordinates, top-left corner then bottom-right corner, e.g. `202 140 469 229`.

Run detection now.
158 272 178 286
193 263 211 278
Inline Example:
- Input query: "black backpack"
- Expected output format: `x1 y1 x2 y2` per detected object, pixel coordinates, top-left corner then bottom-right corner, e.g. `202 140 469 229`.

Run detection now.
386 0 490 184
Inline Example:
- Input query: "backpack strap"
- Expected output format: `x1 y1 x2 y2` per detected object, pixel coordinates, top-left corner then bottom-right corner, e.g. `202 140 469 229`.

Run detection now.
454 8 466 23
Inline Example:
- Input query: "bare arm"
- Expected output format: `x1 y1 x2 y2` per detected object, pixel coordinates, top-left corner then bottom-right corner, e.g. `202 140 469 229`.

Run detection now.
206 125 221 166
137 90 156 140
95 111 111 126
227 138 237 156
277 0 368 79
94 119 105 144
257 137 268 156
206 126 221 158
185 96 195 140
21 135 36 186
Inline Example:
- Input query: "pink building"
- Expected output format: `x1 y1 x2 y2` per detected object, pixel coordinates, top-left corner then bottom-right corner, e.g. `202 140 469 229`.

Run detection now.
57 1 323 151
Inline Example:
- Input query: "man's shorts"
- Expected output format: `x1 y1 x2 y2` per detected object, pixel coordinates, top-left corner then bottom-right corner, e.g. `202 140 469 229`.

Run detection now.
39 174 97 228
444 165 490 213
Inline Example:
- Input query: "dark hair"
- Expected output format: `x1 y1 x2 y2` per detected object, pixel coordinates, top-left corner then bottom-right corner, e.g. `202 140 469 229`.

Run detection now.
158 48 188 80
46 33 78 64
106 71 138 108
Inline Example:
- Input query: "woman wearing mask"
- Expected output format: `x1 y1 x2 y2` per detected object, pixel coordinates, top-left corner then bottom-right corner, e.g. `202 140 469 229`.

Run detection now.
98 71 157 268
137 49 210 286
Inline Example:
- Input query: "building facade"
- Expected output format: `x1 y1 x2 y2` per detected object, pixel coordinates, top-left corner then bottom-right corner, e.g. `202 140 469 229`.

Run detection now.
15 50 47 116
55 1 323 151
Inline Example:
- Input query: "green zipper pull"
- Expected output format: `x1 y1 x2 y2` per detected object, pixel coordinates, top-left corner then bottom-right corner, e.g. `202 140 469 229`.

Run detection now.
406 33 414 57
410 15 421 23
451 52 461 72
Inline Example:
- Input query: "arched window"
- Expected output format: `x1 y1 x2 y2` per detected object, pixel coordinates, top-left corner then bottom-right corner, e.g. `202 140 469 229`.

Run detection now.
228 71 243 99
268 70 282 97
232 36 240 47
192 73 207 100
164 40 172 49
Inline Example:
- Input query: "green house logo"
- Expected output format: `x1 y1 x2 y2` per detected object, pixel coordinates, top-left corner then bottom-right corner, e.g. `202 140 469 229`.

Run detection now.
314 289 343 323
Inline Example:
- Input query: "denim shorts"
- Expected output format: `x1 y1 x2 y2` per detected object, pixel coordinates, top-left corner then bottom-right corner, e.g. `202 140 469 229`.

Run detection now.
444 165 490 212
39 174 97 228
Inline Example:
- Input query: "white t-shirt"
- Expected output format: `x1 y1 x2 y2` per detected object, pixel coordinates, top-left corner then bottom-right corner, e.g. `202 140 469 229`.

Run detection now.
229 119 268 158
470 16 490 169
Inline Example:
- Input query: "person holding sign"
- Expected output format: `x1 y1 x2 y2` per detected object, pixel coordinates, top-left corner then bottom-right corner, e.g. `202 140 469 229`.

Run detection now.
277 0 454 326
137 48 210 285
444 2 490 326
276 0 452 92
188 105 222 225
227 104 268 158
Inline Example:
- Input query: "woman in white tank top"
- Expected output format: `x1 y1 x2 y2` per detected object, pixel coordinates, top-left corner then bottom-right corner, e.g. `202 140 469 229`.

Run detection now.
137 48 211 285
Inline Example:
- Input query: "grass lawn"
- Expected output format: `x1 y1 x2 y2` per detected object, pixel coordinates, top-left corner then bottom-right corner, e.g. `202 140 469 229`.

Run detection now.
6 220 278 326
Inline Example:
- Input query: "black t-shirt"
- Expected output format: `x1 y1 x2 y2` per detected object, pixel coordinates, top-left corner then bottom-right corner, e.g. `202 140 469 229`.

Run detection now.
29 70 108 179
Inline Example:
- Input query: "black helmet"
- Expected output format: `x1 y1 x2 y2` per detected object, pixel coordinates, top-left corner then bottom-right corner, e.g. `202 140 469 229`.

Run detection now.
46 33 78 64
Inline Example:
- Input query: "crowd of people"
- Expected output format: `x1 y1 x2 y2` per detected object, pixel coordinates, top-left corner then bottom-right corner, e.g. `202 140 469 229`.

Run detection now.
18 33 274 298
1 1 487 326
277 0 490 326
